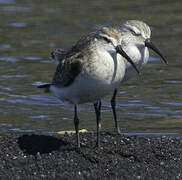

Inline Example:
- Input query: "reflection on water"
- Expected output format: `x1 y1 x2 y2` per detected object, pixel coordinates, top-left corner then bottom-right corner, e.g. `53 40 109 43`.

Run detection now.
0 0 182 135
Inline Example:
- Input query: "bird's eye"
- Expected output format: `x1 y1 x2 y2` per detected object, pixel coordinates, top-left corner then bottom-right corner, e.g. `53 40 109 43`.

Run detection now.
133 32 141 36
125 24 141 37
102 36 112 43
131 29 141 36
131 31 141 36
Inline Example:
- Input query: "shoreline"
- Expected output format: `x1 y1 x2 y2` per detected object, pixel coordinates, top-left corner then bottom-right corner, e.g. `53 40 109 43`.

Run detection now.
0 132 182 179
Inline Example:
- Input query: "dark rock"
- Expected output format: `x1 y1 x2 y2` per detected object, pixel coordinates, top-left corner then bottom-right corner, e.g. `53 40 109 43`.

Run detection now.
0 132 182 179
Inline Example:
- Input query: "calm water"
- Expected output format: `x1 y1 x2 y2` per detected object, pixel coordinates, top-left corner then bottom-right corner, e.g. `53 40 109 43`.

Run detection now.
0 0 182 135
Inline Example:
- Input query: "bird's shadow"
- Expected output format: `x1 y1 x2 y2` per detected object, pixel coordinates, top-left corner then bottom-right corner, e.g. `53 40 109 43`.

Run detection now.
18 134 70 155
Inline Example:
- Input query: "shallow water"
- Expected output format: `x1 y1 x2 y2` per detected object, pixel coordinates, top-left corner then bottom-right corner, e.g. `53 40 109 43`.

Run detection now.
0 0 182 135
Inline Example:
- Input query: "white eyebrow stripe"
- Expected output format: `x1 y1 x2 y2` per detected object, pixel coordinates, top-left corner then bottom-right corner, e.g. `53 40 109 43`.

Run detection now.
125 24 141 35
99 34 118 46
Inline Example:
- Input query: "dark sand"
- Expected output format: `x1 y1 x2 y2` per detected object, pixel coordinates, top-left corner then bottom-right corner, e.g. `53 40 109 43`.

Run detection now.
0 132 182 179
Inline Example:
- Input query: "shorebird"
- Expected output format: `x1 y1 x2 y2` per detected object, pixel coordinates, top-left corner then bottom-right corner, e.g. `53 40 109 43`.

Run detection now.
110 20 168 133
51 20 168 135
38 27 139 148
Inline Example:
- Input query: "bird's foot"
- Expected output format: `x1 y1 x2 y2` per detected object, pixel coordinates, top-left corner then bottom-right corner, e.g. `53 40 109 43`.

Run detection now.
114 127 121 135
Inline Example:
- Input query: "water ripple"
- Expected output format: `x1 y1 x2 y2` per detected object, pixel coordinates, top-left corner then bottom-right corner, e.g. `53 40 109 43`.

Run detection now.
10 128 35 133
31 115 49 119
24 56 42 61
0 6 32 12
128 112 165 117
0 123 13 127
161 102 182 107
9 22 27 28
149 56 159 62
0 96 59 106
0 44 11 49
0 85 13 91
0 91 26 98
0 56 17 62
166 80 182 84
0 0 15 4
118 103 149 108
145 106 160 110
44 8 60 13
29 95 61 106
0 74 29 79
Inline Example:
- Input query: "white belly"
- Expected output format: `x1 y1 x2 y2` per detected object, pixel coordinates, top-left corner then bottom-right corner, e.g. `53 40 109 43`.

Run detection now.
50 52 126 104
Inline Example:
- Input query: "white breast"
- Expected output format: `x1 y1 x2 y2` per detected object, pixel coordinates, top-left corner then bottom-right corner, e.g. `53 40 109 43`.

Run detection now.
50 50 126 104
124 45 149 80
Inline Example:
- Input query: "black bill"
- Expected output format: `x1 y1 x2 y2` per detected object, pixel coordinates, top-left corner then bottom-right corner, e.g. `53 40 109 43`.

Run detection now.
116 45 140 74
145 38 168 64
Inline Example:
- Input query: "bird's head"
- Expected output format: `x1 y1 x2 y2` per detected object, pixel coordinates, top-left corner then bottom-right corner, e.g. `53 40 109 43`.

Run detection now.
120 20 168 64
97 26 140 74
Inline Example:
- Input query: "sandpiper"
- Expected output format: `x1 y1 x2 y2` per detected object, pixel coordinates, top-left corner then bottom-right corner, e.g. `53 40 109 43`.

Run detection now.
38 27 139 148
110 20 168 133
50 20 168 135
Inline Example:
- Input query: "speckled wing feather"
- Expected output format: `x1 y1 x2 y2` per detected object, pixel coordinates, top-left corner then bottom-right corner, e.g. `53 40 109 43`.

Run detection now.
51 28 118 87
51 32 96 62
51 32 97 87
52 56 82 87
51 48 68 61
51 27 118 62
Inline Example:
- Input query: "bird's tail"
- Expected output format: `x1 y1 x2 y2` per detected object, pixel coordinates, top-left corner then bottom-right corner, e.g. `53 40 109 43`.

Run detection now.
37 83 51 92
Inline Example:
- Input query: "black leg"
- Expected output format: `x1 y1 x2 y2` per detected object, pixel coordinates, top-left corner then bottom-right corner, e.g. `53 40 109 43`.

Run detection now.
74 104 80 148
111 89 120 134
94 100 102 147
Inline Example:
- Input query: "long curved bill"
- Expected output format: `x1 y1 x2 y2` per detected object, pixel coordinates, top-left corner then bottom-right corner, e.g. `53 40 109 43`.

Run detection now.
116 45 140 74
145 39 168 64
